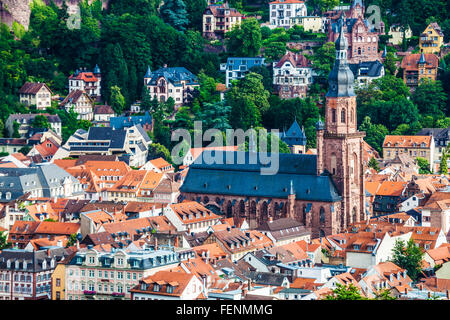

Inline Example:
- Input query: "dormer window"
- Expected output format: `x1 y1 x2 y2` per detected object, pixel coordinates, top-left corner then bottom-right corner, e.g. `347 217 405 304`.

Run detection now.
153 284 160 292
167 285 174 293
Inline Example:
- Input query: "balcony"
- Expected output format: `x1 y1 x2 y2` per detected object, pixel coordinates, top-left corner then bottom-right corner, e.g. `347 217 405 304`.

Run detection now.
83 290 96 295
111 292 125 299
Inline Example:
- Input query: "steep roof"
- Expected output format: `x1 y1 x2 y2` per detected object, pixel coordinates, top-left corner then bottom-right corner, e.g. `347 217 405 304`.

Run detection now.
401 53 439 71
383 135 433 148
375 181 407 197
69 71 99 82
274 51 311 69
145 67 198 87
19 82 53 95
60 89 93 106
181 151 342 202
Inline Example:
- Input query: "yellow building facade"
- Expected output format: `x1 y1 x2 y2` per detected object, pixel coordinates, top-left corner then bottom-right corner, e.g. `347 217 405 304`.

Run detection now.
419 23 444 54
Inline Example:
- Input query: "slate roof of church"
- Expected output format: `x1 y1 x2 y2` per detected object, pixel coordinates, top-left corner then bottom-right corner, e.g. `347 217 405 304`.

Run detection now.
180 151 341 202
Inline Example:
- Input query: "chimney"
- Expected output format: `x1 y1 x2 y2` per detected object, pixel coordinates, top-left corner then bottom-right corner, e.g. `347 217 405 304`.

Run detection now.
268 216 273 223
154 236 158 250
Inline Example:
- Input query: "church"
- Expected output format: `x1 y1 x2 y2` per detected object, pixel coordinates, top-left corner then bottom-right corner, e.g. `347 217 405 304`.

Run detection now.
180 16 366 238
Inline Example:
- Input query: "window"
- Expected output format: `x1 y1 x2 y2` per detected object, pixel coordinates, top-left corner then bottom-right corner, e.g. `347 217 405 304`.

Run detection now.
341 109 346 123
56 278 61 287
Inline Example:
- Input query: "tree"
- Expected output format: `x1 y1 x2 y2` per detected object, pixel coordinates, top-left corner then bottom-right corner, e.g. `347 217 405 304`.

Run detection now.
109 86 126 115
324 283 366 300
227 72 270 130
383 52 398 75
359 116 389 154
417 157 431 174
225 18 262 57
31 114 49 129
391 238 424 282
373 289 397 300
160 0 189 32
66 233 77 247
0 230 11 249
368 156 380 172
307 42 335 80
184 0 207 31
263 41 287 63
197 101 232 131
18 146 31 155
148 143 172 162
412 79 447 119
439 150 448 174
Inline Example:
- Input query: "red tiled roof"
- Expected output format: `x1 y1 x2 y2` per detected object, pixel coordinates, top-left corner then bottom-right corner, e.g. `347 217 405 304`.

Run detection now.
401 53 439 71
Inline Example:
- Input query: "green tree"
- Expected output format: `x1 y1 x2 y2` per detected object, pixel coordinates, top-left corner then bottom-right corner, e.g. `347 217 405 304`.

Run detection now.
359 116 389 154
227 72 270 129
368 157 380 172
160 0 189 32
148 143 172 162
184 0 207 31
373 289 397 300
18 146 31 155
391 238 424 282
412 79 447 119
263 42 286 63
306 42 335 80
0 231 12 249
383 51 398 75
197 101 232 131
324 283 366 300
225 18 262 57
109 86 126 115
417 157 432 174
66 233 77 247
31 114 50 129
439 150 448 174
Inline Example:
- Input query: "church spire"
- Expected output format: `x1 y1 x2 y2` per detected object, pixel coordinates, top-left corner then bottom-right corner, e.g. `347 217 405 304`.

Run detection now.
326 15 355 98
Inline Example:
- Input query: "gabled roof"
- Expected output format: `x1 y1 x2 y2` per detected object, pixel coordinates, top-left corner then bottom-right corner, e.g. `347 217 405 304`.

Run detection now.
274 51 311 69
401 53 439 71
60 89 93 106
19 82 53 95
170 201 221 224
94 105 115 115
69 71 99 82
145 67 198 87
375 181 407 197
133 270 197 297
181 151 342 202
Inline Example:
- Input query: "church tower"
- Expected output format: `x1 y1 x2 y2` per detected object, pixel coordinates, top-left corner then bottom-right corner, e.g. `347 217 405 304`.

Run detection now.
317 15 366 232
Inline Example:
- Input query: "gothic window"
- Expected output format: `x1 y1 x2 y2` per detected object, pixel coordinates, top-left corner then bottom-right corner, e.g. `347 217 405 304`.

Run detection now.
351 108 354 123
341 108 346 123
203 196 209 204
352 207 357 224
250 201 257 218
319 207 325 224
239 200 245 217
332 109 336 123
358 47 361 55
